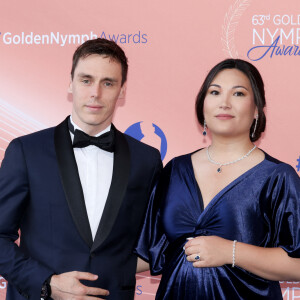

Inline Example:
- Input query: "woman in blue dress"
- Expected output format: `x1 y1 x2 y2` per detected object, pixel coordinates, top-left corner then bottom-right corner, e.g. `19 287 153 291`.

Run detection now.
135 59 300 299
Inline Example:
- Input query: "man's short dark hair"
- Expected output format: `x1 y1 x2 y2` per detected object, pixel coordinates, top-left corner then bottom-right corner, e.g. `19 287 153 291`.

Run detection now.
71 38 128 86
195 58 266 142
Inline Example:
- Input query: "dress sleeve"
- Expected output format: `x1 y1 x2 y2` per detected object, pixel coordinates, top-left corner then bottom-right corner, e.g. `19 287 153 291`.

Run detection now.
266 164 300 257
134 162 172 275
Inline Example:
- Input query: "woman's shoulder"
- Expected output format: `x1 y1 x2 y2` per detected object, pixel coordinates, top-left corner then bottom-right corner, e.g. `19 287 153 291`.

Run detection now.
164 149 203 169
262 151 299 181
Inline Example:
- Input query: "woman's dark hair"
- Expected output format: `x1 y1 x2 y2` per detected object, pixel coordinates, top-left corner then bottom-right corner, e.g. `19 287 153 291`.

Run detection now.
195 59 266 142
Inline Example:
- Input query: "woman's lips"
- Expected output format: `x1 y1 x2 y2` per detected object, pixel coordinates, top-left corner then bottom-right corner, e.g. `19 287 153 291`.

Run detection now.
215 114 234 120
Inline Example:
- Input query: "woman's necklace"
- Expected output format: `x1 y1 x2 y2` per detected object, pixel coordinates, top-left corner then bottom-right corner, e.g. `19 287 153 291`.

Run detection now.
206 144 257 173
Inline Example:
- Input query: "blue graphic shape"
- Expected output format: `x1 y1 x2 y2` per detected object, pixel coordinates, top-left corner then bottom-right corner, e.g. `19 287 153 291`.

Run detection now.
296 156 300 172
135 285 142 295
124 122 167 160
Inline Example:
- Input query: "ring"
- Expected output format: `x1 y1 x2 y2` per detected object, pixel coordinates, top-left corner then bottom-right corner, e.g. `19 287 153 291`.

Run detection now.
194 255 200 261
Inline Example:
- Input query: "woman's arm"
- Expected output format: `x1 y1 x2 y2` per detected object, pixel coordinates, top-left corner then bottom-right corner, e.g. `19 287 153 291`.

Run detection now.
185 236 300 281
136 257 150 273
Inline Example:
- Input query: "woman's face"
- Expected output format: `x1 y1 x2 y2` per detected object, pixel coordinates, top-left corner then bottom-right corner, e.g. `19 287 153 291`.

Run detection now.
203 68 257 140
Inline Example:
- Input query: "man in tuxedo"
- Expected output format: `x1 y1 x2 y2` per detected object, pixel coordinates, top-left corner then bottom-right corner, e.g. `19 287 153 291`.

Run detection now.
0 38 162 300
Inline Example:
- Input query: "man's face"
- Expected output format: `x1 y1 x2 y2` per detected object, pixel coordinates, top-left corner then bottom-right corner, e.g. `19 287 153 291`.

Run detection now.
69 54 125 135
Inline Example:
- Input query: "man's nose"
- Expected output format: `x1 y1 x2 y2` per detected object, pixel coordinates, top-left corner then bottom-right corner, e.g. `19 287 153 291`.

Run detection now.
91 84 101 99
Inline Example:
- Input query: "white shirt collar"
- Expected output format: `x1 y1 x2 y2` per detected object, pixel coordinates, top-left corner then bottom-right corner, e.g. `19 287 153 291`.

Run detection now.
70 115 111 137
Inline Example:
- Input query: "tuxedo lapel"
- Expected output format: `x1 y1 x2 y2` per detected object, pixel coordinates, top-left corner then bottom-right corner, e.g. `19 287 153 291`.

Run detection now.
91 127 131 252
54 118 93 248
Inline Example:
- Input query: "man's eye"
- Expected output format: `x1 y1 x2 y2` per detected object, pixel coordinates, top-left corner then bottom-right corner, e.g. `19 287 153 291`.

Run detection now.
82 79 90 84
104 82 113 87
234 91 245 96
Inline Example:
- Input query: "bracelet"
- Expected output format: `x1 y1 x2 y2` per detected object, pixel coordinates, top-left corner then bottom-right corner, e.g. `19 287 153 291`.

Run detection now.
232 240 237 268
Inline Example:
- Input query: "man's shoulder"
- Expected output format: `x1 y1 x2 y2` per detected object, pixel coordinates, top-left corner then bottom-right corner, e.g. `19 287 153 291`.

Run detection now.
4 126 57 158
123 132 159 152
117 131 161 163
18 126 56 143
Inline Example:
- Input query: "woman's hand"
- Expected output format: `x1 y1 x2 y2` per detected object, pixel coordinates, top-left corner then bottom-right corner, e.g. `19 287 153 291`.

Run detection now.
185 236 233 268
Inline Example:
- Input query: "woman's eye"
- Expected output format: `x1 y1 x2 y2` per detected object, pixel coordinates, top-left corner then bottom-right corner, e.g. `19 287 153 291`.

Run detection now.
210 90 219 95
234 91 245 96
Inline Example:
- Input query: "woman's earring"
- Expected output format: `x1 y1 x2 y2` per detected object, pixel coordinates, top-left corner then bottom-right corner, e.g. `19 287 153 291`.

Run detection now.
203 120 207 136
251 115 258 138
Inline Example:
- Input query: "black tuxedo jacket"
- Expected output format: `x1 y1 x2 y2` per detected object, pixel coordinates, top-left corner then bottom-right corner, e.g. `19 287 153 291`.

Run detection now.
0 118 162 300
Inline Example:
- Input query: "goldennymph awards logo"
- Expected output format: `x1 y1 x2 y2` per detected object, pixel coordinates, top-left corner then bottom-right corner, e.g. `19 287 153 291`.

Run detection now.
222 0 251 58
222 0 300 61
248 14 300 61
0 31 148 46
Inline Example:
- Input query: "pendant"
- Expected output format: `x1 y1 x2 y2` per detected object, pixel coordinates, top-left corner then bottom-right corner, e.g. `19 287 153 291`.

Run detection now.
217 167 222 173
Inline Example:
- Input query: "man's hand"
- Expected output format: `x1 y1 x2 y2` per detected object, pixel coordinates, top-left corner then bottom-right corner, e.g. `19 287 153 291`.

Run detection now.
50 271 109 299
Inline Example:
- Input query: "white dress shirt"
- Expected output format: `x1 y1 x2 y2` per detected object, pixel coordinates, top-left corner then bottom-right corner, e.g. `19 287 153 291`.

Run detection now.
69 116 114 240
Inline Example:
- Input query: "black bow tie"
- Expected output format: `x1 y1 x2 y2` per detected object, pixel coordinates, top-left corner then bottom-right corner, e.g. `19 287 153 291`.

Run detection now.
68 118 115 152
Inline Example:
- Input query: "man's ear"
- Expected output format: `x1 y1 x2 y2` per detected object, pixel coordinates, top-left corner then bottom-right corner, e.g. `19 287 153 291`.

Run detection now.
68 77 73 93
119 82 127 99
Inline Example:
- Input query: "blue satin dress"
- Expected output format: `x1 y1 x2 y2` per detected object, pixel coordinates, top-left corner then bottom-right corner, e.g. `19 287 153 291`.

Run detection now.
135 152 300 299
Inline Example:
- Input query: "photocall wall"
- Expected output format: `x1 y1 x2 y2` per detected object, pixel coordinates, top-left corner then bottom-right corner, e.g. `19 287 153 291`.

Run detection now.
0 0 299 298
